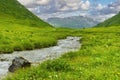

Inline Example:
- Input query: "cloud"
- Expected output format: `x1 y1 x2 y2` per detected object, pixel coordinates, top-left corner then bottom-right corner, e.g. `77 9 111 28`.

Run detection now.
81 0 90 10
88 0 120 22
18 0 34 5
36 0 52 5
18 0 120 22
59 0 91 11
98 0 120 14
18 0 91 12
108 0 120 12
96 4 105 10
58 0 90 11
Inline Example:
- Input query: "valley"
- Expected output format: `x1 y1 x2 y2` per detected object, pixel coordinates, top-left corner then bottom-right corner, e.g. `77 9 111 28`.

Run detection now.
0 0 120 80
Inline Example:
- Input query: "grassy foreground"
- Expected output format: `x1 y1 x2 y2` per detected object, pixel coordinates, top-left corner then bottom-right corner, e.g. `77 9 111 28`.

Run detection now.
4 26 120 80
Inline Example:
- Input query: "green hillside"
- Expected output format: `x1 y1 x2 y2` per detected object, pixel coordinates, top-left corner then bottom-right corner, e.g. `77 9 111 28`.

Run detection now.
0 0 57 53
0 0 52 27
96 12 120 27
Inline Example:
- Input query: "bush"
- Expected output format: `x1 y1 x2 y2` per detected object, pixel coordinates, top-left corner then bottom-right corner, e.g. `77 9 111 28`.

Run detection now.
22 41 34 50
0 45 13 53
62 52 79 59
31 37 57 49
41 59 71 72
13 43 24 51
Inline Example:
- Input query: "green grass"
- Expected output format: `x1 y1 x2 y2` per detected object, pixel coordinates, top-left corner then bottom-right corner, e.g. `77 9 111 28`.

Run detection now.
4 26 120 80
0 25 75 53
0 0 52 27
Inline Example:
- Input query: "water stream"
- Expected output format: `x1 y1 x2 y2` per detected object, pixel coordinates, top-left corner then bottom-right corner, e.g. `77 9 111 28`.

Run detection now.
0 36 81 79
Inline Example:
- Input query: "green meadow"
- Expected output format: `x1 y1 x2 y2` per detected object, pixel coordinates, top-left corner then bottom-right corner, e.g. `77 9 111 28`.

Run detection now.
4 26 120 80
0 25 75 53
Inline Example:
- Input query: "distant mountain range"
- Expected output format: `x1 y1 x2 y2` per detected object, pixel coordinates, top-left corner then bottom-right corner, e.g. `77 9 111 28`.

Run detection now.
95 12 120 27
47 16 99 28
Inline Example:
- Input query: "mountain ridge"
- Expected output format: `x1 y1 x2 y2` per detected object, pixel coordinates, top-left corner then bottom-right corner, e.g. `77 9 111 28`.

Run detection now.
47 16 99 28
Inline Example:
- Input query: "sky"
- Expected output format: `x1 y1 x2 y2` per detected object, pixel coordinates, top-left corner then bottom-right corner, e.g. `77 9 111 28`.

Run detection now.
18 0 120 22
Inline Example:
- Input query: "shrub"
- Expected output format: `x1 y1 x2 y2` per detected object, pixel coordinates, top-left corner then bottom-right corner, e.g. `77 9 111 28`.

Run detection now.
62 52 79 59
13 43 24 51
0 45 13 53
31 37 57 49
41 59 71 72
22 41 34 50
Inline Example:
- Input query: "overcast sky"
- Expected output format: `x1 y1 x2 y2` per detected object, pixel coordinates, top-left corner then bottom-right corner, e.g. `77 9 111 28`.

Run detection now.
18 0 120 22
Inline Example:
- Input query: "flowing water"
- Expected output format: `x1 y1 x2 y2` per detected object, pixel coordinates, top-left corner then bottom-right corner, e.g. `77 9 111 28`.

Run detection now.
0 36 81 79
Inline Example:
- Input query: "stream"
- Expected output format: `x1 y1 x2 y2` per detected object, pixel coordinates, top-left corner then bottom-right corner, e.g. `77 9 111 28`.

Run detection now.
0 36 81 79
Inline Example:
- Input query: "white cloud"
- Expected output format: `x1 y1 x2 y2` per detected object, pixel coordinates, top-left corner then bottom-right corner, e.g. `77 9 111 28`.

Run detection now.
91 13 116 22
87 0 120 22
81 0 90 10
59 6 69 11
66 3 79 10
36 0 51 5
18 0 34 5
96 4 105 10
18 0 91 11
17 0 119 22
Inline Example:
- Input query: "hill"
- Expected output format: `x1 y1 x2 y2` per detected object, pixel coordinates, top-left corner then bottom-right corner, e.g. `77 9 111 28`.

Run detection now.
95 12 120 27
0 0 56 53
47 16 99 28
0 0 52 27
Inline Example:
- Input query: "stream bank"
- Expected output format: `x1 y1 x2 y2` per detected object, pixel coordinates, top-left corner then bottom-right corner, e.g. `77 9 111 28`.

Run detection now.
0 36 81 79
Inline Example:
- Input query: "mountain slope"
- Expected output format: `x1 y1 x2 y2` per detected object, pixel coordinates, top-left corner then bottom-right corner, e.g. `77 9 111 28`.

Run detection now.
95 12 120 27
0 0 52 27
0 0 55 53
47 16 99 28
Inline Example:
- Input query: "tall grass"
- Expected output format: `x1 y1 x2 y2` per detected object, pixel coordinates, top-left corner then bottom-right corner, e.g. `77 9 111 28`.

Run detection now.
0 25 75 53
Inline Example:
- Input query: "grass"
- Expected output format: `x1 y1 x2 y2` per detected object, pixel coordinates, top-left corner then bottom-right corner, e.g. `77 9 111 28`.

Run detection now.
0 0 56 53
0 25 75 53
0 0 52 27
4 26 120 80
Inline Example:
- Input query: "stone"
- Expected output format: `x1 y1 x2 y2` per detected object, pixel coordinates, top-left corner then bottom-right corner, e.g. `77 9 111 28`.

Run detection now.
8 57 31 72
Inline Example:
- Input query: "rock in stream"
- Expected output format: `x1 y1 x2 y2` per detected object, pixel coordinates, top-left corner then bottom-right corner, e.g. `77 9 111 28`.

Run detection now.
8 57 31 72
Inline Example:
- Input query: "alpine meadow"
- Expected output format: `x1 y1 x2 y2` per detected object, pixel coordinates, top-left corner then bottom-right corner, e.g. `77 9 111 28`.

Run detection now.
0 0 120 80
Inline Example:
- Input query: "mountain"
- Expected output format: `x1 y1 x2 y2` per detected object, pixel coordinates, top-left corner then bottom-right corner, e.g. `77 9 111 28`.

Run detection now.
95 12 120 27
0 0 52 27
47 16 99 28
